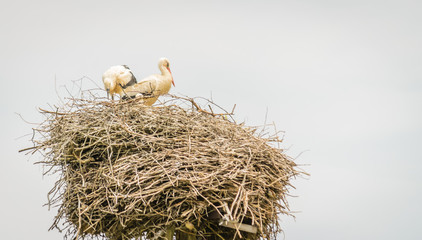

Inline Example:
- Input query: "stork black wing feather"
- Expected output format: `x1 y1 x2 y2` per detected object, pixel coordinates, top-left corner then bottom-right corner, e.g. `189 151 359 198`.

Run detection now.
120 65 137 89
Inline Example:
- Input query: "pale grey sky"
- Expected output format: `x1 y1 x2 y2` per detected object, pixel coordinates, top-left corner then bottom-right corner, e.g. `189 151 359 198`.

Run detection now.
1 0 421 239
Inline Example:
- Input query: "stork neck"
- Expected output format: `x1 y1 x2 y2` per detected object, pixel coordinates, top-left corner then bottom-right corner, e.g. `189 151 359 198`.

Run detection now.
160 65 172 76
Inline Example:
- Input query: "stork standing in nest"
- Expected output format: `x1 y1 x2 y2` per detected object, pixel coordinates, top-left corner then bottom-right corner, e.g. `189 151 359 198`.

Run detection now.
123 57 175 106
102 65 137 100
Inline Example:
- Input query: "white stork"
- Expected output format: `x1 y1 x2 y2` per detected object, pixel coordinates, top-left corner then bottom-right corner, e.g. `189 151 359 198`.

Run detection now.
102 65 137 100
123 58 175 106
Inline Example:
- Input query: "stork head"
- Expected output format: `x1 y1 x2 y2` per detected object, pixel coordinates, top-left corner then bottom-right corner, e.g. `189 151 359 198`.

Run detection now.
159 57 175 87
103 78 116 99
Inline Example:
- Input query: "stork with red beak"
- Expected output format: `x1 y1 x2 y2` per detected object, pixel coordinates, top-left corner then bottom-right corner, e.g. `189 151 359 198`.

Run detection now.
123 57 175 106
102 65 137 100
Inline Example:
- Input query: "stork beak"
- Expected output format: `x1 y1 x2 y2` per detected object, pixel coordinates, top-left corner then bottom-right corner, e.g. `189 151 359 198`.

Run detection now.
167 66 175 87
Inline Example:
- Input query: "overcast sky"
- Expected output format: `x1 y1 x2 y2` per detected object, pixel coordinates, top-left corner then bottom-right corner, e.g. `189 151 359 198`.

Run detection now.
1 0 421 239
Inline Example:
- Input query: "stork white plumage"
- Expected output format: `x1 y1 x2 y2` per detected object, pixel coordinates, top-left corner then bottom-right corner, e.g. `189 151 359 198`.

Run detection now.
102 65 137 100
123 58 175 106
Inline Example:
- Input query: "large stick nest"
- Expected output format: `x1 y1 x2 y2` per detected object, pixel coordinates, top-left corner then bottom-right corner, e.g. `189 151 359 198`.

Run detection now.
21 93 301 240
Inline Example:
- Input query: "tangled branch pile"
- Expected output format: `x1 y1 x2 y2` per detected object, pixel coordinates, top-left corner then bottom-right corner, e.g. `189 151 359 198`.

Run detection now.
21 93 301 240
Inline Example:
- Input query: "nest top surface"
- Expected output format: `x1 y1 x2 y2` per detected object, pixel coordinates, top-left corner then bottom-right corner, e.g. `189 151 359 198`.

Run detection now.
23 94 301 240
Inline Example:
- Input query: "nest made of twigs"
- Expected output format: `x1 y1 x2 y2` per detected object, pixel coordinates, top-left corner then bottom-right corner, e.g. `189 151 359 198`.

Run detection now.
21 93 301 240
